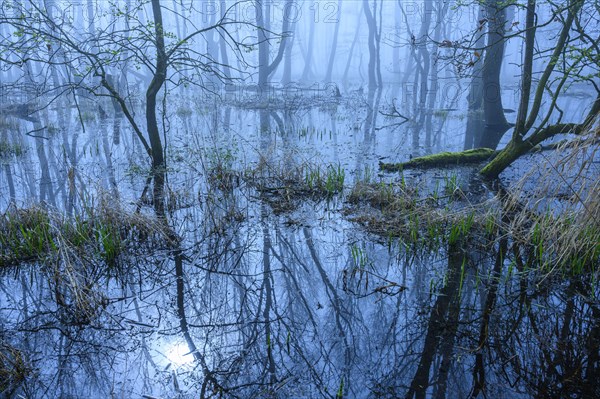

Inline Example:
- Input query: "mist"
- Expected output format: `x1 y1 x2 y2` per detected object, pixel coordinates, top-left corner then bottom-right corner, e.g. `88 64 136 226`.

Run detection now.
0 1 599 398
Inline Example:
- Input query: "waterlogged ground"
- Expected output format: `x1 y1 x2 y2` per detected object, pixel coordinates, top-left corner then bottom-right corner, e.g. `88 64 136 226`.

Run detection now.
1 88 599 398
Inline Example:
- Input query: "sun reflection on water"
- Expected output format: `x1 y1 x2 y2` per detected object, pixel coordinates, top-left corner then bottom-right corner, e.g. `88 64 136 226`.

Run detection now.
164 341 194 367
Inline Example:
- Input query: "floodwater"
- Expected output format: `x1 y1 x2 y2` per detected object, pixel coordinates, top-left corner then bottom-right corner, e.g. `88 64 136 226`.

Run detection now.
1 86 599 398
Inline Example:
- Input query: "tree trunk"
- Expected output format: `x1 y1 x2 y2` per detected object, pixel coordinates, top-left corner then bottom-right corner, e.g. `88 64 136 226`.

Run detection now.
464 7 486 150
375 0 383 86
219 0 231 79
256 0 270 87
301 11 315 82
363 0 379 89
480 139 530 178
146 0 166 169
281 26 294 85
257 0 294 88
480 123 585 178
342 7 363 86
119 0 132 93
480 0 588 178
416 1 433 143
477 0 511 149
512 0 536 139
324 0 342 82
205 0 219 85
393 2 401 74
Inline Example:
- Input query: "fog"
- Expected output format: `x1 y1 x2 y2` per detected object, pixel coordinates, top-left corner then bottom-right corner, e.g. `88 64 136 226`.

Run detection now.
0 1 599 398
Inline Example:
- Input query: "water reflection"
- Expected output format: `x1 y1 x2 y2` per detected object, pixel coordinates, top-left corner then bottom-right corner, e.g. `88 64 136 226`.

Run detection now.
0 92 598 398
163 340 195 367
2 183 598 398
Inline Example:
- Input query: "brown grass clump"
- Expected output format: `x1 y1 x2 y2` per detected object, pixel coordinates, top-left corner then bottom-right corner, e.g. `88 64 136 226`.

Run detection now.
0 341 30 396
245 158 345 214
346 177 498 252
503 133 600 274
0 198 175 326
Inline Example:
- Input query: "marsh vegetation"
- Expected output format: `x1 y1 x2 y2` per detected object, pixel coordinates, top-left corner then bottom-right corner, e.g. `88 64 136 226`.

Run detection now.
1 1 599 398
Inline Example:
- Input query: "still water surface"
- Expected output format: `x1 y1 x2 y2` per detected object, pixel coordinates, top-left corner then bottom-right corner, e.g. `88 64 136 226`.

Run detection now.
1 88 598 398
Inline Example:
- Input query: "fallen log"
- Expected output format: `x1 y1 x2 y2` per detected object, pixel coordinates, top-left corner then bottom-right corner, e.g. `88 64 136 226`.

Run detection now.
380 148 498 172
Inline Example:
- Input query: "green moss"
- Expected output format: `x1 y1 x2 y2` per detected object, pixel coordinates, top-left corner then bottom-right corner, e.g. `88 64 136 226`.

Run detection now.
380 148 498 172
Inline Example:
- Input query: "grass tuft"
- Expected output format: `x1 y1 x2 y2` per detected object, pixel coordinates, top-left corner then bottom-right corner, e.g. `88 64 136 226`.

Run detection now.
0 341 30 396
245 160 346 213
346 176 495 254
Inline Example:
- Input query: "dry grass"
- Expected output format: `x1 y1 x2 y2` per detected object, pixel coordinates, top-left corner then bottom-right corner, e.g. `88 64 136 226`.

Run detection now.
0 199 172 268
503 133 600 274
0 197 174 326
0 341 30 396
244 158 345 214
346 177 498 252
346 130 600 275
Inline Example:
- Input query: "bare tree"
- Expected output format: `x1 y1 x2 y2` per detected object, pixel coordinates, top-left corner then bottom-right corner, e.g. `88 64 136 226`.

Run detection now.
480 0 599 177
478 0 511 149
0 0 252 171
363 0 382 89
255 0 294 88
324 0 342 83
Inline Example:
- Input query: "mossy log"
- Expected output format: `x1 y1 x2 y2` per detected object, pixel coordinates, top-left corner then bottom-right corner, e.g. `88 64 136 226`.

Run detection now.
380 148 498 172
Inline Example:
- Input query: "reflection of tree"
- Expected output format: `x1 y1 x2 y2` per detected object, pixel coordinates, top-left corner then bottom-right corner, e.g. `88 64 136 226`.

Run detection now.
2 104 599 399
259 204 277 388
405 240 465 399
303 226 354 396
174 249 218 396
2 193 599 398
354 88 382 178
469 234 507 398
494 278 600 398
